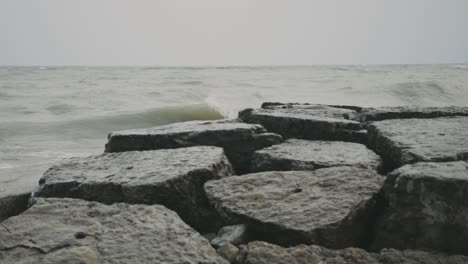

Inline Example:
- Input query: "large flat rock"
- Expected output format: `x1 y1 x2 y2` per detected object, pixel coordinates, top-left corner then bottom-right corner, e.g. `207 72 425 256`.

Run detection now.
36 146 234 231
105 119 283 174
0 198 228 264
251 139 382 172
359 106 468 123
236 241 468 264
0 192 31 222
373 161 468 255
368 116 468 167
239 104 367 144
204 167 384 248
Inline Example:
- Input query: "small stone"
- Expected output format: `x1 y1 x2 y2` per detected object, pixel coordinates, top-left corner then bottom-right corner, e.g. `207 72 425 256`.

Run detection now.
216 243 239 263
211 224 249 248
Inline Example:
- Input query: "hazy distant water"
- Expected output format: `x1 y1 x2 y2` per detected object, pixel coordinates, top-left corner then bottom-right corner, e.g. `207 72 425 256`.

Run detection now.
1 65 468 195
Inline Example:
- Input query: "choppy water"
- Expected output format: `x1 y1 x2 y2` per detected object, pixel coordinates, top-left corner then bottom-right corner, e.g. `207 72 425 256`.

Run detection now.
1 65 468 195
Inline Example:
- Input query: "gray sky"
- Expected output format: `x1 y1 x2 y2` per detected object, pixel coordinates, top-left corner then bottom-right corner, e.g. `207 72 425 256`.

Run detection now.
1 0 468 66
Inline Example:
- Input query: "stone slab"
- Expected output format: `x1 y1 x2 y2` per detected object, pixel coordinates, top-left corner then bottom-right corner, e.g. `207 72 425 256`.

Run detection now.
105 119 283 174
368 116 468 167
204 167 384 248
251 139 382 172
373 161 468 255
37 146 234 231
0 192 31 222
359 106 468 123
0 198 228 264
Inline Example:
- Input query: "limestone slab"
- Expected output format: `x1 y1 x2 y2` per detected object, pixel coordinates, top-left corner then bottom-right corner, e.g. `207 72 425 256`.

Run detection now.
37 146 234 231
251 139 382 172
368 116 468 167
105 119 282 174
204 167 384 248
0 198 228 264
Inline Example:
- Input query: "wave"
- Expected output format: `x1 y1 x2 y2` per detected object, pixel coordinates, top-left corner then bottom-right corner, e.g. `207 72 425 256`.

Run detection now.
0 104 224 139
387 81 453 104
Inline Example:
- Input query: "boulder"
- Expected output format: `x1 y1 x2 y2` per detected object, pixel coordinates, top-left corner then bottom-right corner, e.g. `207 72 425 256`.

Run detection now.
359 106 468 123
238 104 367 144
251 139 382 172
0 192 31 222
211 224 249 248
373 161 468 255
0 198 228 264
36 146 234 232
368 116 468 168
236 241 468 264
204 167 384 248
105 119 283 174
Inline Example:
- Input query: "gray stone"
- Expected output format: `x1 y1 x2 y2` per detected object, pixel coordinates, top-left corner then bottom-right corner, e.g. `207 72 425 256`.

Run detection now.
251 139 382 172
211 224 249 248
239 104 367 144
236 241 468 264
36 146 234 232
105 119 283 174
368 116 468 168
373 161 468 255
216 243 239 263
204 167 384 248
0 198 228 264
0 192 31 222
359 105 468 123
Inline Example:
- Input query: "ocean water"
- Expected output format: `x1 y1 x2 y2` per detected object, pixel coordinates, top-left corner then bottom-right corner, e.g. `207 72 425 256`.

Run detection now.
1 65 468 195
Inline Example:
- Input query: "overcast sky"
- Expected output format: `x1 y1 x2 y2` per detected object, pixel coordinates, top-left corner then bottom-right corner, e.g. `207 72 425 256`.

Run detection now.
1 0 468 66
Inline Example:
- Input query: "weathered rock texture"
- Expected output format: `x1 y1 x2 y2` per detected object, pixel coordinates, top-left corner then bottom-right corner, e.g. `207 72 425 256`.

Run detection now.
204 167 384 248
0 198 228 264
211 224 249 248
36 146 234 231
0 192 31 222
105 119 283 174
373 161 468 255
239 104 367 144
368 116 468 168
359 106 468 123
236 241 468 264
251 139 382 172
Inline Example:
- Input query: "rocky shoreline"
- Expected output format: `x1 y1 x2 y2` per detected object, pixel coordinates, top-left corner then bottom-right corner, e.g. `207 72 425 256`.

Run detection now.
1 103 468 263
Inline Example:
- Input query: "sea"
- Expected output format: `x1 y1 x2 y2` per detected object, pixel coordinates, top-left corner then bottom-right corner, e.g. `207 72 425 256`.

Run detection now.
1 65 468 195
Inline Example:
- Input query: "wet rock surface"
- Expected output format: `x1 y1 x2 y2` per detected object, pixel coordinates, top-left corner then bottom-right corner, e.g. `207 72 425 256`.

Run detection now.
36 146 234 231
105 119 283 174
205 167 384 248
373 161 468 255
359 106 468 123
251 139 382 172
368 116 468 168
236 241 468 264
0 192 31 222
0 198 228 264
238 104 367 144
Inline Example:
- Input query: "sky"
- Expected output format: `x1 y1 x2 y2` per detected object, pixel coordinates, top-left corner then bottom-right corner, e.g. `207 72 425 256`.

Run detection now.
1 0 468 66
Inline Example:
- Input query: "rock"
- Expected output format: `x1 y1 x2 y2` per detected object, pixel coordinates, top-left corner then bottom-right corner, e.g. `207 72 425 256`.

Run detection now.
36 146 234 232
204 167 384 248
236 241 468 264
368 116 468 168
105 119 283 174
238 104 367 144
211 224 249 248
0 192 31 222
216 243 239 263
0 198 228 264
373 161 468 255
359 106 468 123
251 139 382 172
